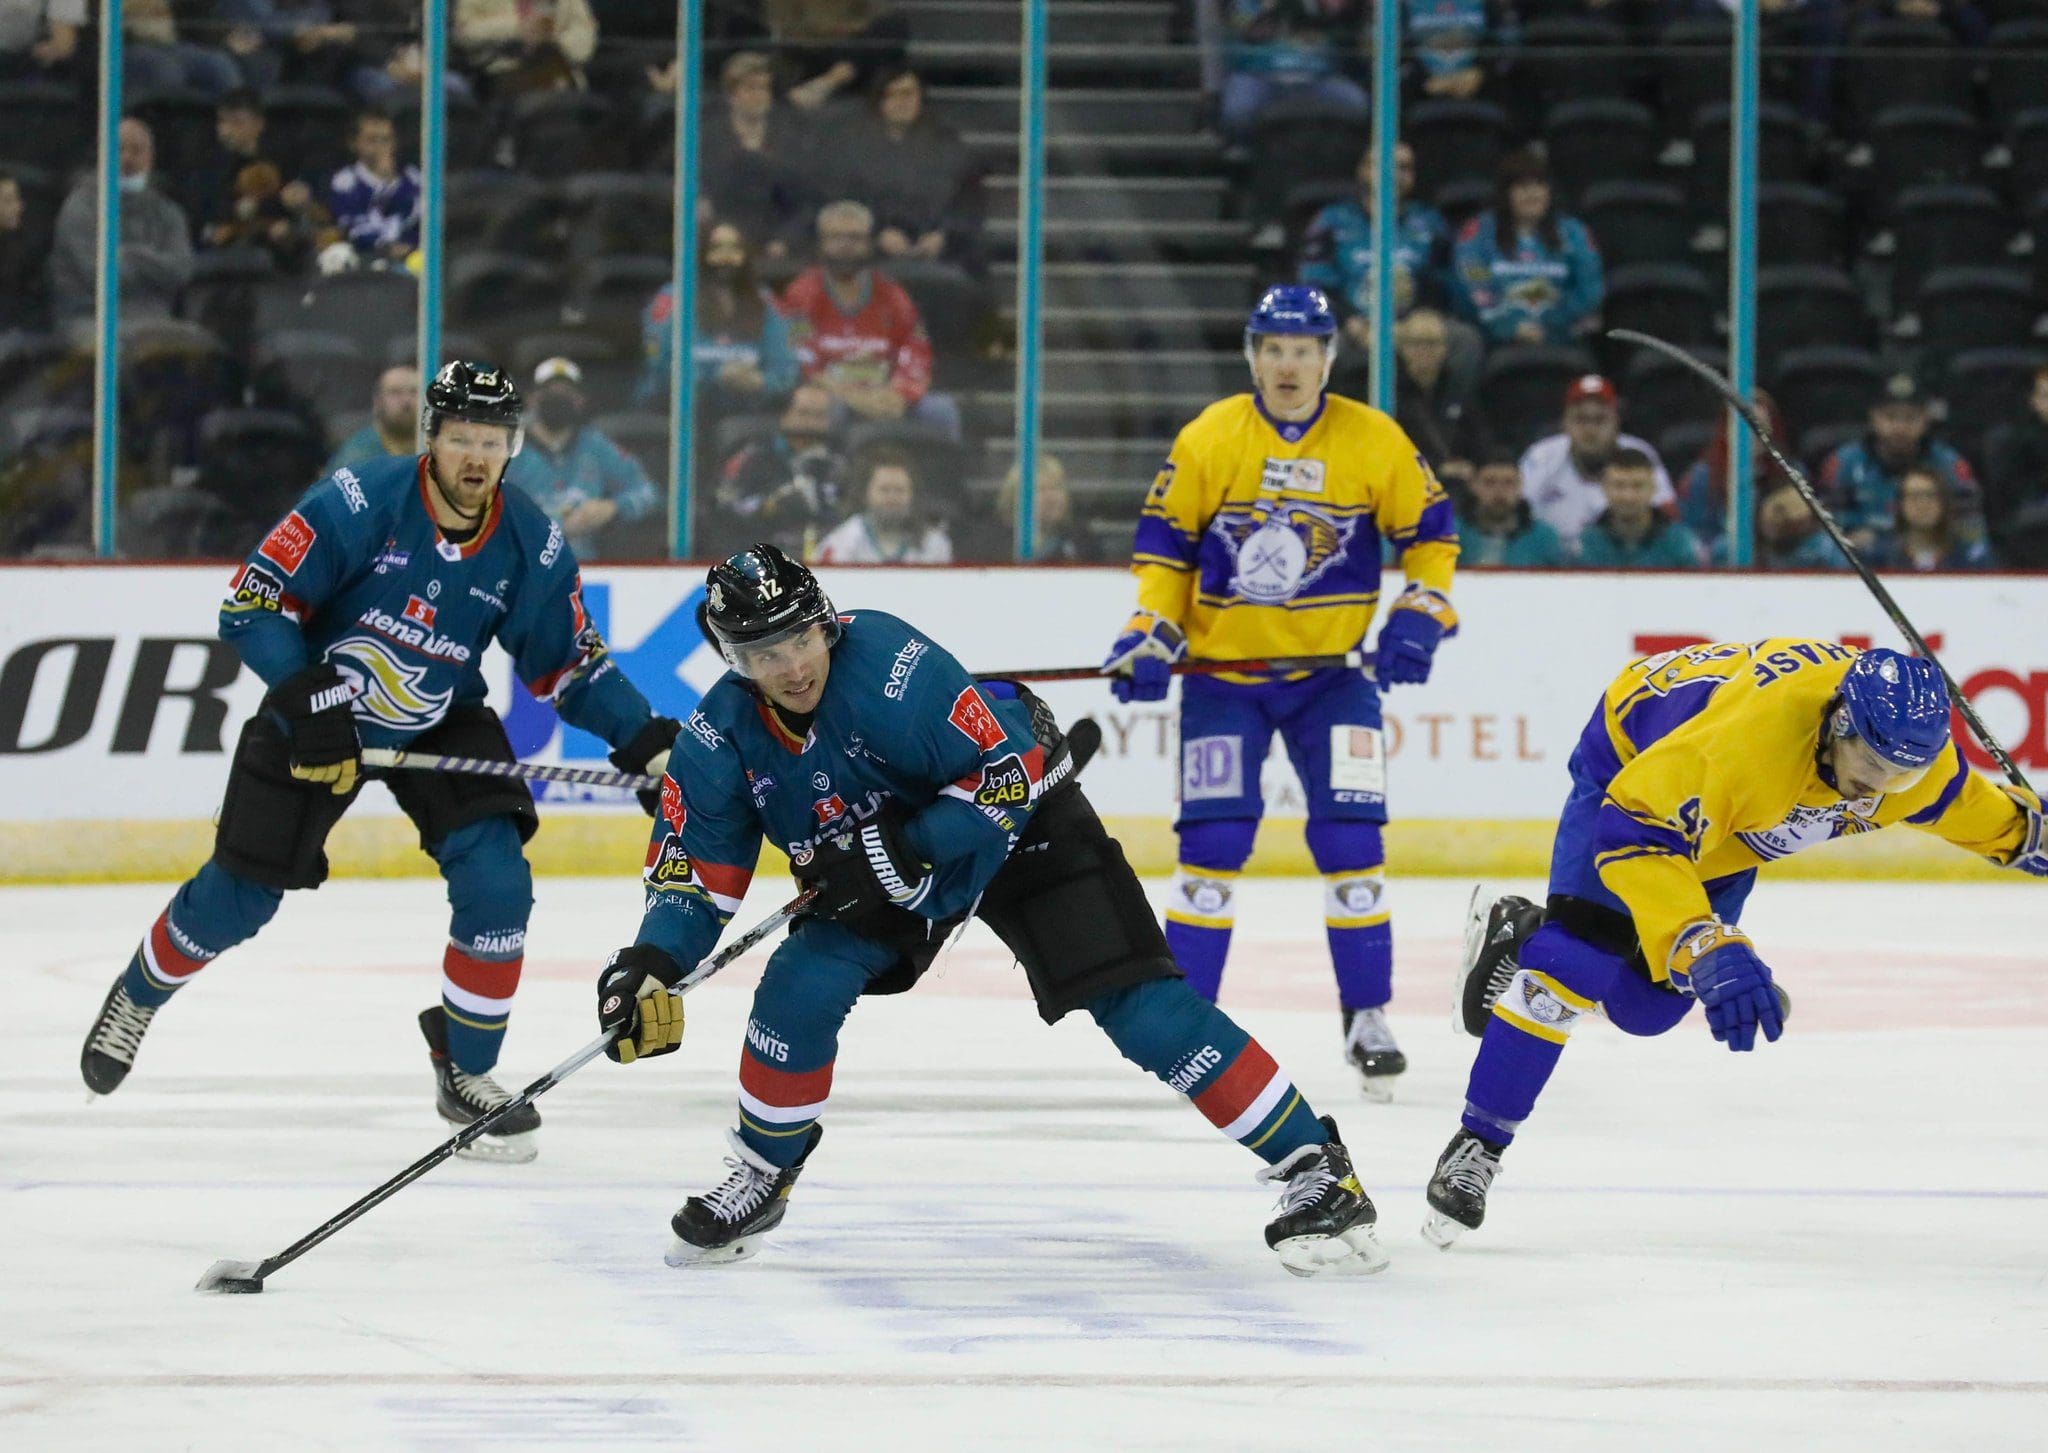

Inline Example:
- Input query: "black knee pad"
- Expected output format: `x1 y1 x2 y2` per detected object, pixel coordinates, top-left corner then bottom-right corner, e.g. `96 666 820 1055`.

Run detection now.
213 714 356 890
978 790 1181 1024
383 704 540 851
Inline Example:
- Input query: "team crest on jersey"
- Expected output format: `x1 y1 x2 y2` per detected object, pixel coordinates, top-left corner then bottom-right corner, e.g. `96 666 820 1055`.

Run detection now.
812 794 849 826
1736 799 1883 862
325 636 454 732
1217 501 1352 605
402 595 436 628
1259 457 1326 495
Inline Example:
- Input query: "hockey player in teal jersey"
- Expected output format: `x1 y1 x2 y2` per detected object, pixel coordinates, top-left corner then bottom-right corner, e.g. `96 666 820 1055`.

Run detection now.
594 545 1389 1275
80 362 681 1162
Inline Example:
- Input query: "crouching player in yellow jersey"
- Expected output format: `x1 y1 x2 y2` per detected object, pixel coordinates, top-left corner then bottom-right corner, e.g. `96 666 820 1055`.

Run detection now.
1102 285 1460 1098
1423 642 2047 1246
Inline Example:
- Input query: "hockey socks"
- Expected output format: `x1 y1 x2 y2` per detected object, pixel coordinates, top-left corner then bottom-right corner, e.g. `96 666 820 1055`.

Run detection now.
1087 978 1324 1165
1164 865 1237 1002
439 940 524 1074
1459 923 1608 1146
120 863 282 1008
1306 823 1393 1010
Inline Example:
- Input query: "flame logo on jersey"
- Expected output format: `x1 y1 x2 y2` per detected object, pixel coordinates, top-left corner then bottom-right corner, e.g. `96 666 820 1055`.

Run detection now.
326 635 454 732
1216 502 1351 605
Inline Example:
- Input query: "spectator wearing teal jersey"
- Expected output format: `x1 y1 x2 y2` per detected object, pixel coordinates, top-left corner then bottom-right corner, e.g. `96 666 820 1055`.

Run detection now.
636 220 799 411
323 364 420 475
1458 452 1568 567
504 357 660 558
1571 448 1706 569
1450 148 1604 347
1709 482 1851 570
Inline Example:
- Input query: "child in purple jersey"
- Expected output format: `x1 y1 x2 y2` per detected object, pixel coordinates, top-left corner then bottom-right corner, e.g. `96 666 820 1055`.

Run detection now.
593 544 1390 1277
80 363 680 1164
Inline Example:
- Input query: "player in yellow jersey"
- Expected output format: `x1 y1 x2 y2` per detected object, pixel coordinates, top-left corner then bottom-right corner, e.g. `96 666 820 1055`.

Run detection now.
1423 642 2047 1246
1100 285 1461 1097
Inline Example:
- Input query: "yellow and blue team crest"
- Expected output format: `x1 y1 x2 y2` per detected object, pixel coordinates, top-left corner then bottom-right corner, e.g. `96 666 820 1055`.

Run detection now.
1219 496 1353 606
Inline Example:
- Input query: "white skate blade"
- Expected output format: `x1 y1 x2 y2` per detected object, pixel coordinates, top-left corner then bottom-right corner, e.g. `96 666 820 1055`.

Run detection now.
665 1234 763 1268
1273 1223 1390 1277
1420 1211 1469 1249
1353 1071 1396 1104
450 1127 538 1164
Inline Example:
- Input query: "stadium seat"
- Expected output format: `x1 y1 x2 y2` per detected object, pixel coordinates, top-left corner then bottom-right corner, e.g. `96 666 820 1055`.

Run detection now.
570 256 672 348
1689 102 1808 214
510 331 641 416
2007 108 2048 214
1755 182 1847 268
1843 19 1976 133
448 252 558 341
592 410 671 488
566 173 676 264
385 90 490 170
1914 267 2038 365
0 331 71 405
1653 17 1733 138
1247 95 1369 224
119 319 239 465
256 330 378 420
261 85 355 186
845 418 969 496
181 246 275 364
1798 421 1865 470
444 171 548 247
1767 347 1886 437
0 82 88 175
884 259 994 365
1509 19 1629 128
510 91 627 178
1887 186 2017 305
1619 344 1727 442
196 409 327 520
1865 106 1983 201
119 486 251 559
1404 100 1509 197
1542 99 1659 208
1754 265 1869 364
1476 344 1598 452
126 89 217 207
1432 177 1495 230
1939 347 2048 462
1578 181 1691 273
258 268 419 350
1656 420 1716 480
1983 21 2048 134
1602 264 1718 348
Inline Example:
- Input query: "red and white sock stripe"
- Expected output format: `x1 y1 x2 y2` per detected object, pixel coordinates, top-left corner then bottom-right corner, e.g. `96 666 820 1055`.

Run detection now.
138 909 216 991
441 943 523 1022
1191 1042 1293 1143
737 1054 834 1129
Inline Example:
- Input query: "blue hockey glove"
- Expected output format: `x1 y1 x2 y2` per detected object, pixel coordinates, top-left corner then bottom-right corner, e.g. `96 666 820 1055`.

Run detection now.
2001 785 2047 877
1373 586 1457 687
1667 919 1783 1053
1101 611 1186 703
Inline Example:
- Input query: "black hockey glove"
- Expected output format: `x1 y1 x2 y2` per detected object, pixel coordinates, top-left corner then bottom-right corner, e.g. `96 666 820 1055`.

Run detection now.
265 662 361 797
609 716 682 817
791 811 934 938
598 943 686 1064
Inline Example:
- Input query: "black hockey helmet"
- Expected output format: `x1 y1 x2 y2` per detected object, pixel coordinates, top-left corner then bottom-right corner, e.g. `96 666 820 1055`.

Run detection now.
421 360 524 456
702 543 842 673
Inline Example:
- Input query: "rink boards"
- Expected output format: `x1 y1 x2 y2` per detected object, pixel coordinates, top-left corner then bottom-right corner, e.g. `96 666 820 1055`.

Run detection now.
0 564 2042 882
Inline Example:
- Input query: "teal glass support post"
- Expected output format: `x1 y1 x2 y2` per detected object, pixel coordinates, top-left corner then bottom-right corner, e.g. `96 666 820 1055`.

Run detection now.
1726 0 1760 565
418 0 447 377
1369 0 1398 411
92 1 124 556
668 0 703 559
1013 0 1048 560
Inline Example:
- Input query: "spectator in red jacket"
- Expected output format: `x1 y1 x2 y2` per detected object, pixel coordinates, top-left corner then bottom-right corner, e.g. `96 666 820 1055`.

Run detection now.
779 199 960 439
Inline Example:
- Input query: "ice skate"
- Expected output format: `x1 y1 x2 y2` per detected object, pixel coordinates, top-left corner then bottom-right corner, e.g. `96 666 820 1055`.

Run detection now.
1342 1005 1406 1101
668 1124 824 1267
1257 1116 1389 1276
418 1006 540 1163
1422 1128 1504 1248
81 977 159 1097
1456 886 1545 1037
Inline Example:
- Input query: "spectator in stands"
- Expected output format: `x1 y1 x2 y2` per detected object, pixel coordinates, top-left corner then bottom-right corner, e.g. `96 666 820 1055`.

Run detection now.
1519 374 1674 541
1218 0 1369 141
1669 0 1846 122
50 118 192 337
124 1 246 96
984 454 1096 562
1450 148 1604 347
193 93 332 271
1677 387 1789 544
343 0 475 107
215 2 366 93
1571 448 1706 568
1984 364 2048 567
1715 480 1850 569
1458 450 1568 567
769 0 911 111
322 363 419 474
326 110 421 265
701 51 817 261
1857 0 1988 45
1390 306 1486 492
782 200 959 440
455 0 598 96
637 220 801 413
810 444 952 564
0 168 50 332
503 356 661 558
1407 0 1508 103
1299 141 1451 338
711 378 850 558
0 0 85 86
1818 373 1981 549
1865 465 1997 572
852 65 985 271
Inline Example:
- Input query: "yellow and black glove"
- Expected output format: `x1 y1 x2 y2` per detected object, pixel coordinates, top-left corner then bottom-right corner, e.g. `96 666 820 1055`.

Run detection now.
597 944 686 1064
266 661 360 796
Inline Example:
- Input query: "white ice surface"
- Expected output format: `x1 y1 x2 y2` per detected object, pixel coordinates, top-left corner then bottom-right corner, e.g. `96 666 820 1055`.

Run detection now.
4 874 2045 1452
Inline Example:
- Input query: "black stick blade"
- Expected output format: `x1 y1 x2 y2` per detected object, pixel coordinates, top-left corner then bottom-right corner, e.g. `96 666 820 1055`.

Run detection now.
196 1259 266 1294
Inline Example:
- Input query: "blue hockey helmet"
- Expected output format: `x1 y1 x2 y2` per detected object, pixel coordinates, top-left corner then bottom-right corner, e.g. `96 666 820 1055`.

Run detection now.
1243 285 1338 388
1831 649 1951 771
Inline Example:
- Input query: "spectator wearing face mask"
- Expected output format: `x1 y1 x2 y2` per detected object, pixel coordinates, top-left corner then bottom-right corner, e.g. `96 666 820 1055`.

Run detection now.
636 219 800 412
51 116 192 337
502 356 661 557
809 444 952 563
709 379 851 559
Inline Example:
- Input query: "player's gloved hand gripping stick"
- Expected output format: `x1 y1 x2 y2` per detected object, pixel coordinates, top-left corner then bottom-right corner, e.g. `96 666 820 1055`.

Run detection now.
194 889 815 1295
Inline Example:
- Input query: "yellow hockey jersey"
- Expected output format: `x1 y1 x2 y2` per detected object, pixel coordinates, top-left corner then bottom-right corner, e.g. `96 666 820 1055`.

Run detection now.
1129 393 1459 676
1582 639 2029 975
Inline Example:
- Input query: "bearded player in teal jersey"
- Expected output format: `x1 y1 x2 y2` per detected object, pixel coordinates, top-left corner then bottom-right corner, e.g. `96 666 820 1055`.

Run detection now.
79 362 681 1162
592 546 1389 1276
